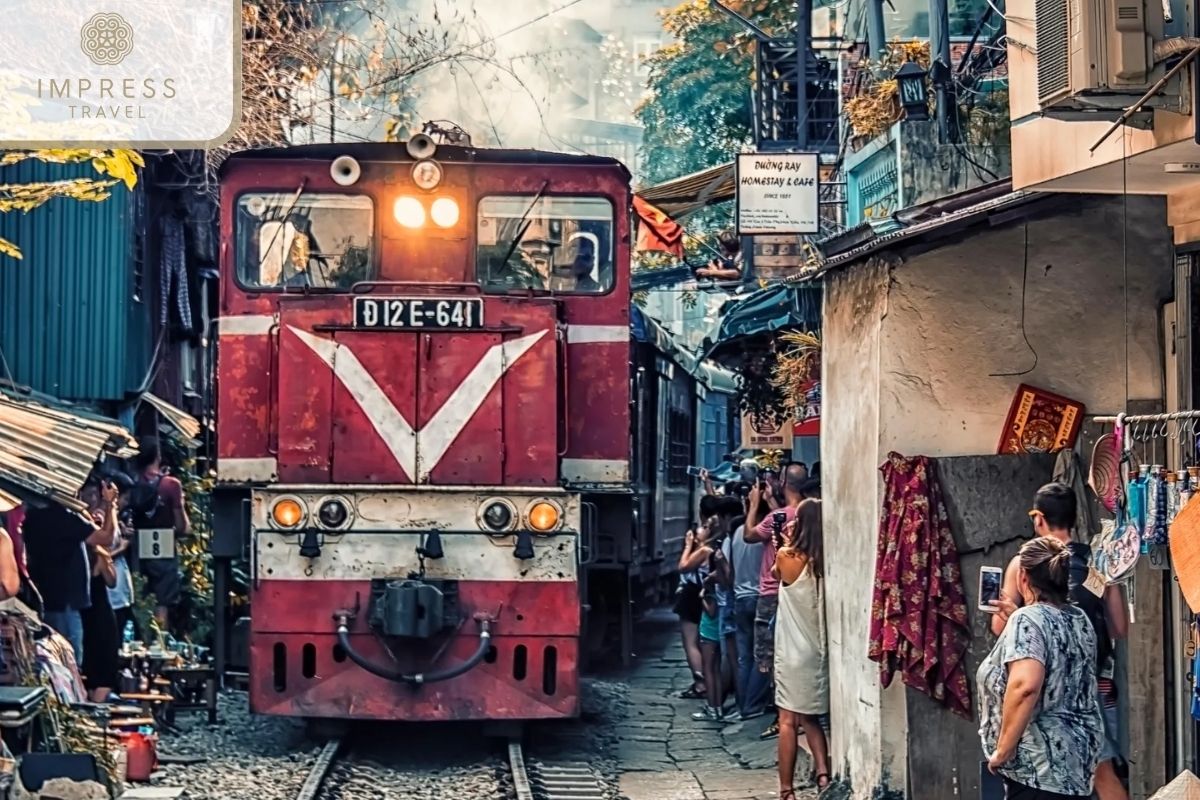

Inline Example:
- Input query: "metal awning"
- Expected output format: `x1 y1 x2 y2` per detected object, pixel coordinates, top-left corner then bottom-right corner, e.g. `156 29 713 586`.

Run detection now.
632 306 736 391
702 284 822 362
636 162 734 217
0 392 135 510
142 392 202 443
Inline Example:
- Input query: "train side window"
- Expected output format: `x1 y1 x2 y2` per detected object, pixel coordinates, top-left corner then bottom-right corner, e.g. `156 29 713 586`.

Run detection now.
236 193 375 290
476 196 614 294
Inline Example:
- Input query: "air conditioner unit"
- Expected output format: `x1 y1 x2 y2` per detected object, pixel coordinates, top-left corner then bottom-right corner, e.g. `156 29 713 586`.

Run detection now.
1035 0 1164 110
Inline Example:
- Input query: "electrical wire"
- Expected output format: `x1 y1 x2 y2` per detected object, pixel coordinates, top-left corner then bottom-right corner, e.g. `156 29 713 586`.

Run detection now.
989 221 1039 377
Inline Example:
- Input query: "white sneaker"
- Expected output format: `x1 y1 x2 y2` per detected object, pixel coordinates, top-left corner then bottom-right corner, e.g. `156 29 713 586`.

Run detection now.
692 706 725 722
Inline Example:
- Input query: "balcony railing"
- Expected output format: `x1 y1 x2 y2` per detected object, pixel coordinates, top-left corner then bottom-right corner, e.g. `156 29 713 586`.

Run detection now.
753 37 840 155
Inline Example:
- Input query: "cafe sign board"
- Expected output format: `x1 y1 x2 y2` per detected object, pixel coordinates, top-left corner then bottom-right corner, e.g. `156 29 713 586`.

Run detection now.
736 152 820 235
741 412 794 450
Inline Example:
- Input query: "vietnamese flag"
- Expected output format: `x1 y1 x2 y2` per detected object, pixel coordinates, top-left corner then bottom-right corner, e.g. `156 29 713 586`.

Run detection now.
633 196 685 259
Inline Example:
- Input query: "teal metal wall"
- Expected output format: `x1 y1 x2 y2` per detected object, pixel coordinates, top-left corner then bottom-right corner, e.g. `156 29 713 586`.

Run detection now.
0 159 148 402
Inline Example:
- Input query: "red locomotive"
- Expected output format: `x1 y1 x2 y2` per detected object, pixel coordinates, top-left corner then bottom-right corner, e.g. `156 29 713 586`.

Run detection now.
212 136 644 722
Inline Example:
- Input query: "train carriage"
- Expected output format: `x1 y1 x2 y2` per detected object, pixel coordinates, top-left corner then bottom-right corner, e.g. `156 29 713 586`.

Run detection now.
212 138 727 723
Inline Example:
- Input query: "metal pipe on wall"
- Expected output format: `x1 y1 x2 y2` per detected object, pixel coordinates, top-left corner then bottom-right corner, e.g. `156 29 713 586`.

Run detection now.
930 0 954 141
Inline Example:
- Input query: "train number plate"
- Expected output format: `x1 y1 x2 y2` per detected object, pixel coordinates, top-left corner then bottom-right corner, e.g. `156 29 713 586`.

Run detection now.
354 297 484 330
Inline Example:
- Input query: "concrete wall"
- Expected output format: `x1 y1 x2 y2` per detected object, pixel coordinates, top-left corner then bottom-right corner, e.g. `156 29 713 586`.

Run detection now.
821 194 1173 798
880 195 1171 454
823 256 908 796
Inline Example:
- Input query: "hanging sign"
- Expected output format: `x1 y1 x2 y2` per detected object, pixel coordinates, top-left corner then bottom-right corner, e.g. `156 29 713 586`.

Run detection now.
742 412 794 450
736 153 820 235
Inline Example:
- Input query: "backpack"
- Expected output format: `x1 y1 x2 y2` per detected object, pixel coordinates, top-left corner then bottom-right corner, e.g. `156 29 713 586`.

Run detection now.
127 476 163 521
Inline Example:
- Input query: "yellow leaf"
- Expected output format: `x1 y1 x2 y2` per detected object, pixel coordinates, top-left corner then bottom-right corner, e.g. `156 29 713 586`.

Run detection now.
0 235 21 260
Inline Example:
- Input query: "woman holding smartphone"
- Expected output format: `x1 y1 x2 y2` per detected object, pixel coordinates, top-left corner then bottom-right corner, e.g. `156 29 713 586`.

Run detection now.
978 537 1103 799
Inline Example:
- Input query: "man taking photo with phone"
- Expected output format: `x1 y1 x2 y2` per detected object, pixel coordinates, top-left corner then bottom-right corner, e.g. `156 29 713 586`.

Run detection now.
990 482 1128 800
744 462 808 738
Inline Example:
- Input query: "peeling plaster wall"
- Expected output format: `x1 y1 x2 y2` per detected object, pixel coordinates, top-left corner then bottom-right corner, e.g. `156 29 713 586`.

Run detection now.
880 196 1171 455
820 194 1171 799
823 256 908 798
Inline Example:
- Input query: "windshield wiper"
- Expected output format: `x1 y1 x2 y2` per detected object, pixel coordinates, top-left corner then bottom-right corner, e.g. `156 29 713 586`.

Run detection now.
257 179 308 282
497 180 549 276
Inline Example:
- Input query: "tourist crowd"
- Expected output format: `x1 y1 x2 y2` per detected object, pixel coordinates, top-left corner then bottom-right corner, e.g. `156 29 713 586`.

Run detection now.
676 459 827 799
0 437 189 704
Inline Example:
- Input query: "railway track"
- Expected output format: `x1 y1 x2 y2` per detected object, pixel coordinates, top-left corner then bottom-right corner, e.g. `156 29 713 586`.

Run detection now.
294 733 610 800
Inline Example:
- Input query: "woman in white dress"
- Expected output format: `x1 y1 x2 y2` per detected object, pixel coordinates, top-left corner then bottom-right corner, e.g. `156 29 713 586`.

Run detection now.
773 499 830 797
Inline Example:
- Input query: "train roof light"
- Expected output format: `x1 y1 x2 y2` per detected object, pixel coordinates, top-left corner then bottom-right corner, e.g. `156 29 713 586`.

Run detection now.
393 196 425 228
430 197 459 228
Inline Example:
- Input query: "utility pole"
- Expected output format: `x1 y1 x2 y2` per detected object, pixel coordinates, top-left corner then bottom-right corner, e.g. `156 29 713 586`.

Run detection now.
930 0 957 142
867 0 886 60
795 0 811 149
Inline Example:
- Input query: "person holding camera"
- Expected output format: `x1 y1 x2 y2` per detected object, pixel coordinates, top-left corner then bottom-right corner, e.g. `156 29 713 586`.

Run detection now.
694 230 743 282
744 463 809 738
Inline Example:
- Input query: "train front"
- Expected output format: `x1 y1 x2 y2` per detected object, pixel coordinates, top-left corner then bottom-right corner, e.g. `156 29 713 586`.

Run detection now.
212 139 632 722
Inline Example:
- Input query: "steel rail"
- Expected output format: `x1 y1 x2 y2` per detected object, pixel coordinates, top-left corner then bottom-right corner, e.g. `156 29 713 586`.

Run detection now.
296 738 342 800
508 740 535 800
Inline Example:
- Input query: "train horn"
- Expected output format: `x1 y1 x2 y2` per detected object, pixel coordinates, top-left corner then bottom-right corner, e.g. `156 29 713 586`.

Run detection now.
406 133 437 160
330 155 361 187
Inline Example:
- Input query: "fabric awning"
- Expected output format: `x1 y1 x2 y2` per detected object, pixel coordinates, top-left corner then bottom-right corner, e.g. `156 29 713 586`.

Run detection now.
0 391 136 511
142 392 202 443
636 162 734 217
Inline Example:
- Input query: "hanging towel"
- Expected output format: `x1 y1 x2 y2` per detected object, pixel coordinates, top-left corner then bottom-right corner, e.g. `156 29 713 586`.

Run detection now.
1053 449 1097 543
160 216 193 332
868 453 972 719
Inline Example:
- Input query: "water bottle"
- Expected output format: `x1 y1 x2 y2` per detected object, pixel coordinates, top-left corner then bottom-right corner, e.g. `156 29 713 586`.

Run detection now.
123 620 134 647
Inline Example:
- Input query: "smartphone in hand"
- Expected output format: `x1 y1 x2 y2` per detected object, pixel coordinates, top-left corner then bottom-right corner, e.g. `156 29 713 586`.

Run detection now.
979 566 1003 612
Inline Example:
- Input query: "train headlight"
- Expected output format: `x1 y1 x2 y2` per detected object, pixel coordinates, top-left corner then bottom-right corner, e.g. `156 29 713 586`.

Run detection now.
430 197 460 228
271 497 306 529
527 500 561 534
393 196 425 228
479 499 517 534
411 159 443 191
317 497 350 529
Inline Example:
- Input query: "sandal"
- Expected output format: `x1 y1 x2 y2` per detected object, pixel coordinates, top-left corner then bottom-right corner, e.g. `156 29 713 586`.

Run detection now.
678 685 705 699
816 773 832 792
779 790 797 800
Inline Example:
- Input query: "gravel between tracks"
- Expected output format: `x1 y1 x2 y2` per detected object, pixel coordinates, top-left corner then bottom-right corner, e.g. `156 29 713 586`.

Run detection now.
146 677 628 800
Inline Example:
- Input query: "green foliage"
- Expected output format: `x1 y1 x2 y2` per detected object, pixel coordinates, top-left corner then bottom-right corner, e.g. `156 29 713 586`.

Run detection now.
636 0 795 186
160 435 216 646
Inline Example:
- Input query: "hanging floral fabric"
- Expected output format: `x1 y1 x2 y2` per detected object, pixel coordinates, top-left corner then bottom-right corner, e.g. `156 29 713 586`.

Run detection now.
868 453 972 719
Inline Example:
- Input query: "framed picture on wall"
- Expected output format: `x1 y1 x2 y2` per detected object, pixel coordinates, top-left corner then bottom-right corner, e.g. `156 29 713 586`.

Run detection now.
997 383 1085 455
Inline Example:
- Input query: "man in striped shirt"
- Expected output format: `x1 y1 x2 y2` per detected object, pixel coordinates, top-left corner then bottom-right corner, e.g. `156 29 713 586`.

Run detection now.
990 482 1129 800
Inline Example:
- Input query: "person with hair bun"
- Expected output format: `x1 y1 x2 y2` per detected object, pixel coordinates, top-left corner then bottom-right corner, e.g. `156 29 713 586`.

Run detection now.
978 537 1104 799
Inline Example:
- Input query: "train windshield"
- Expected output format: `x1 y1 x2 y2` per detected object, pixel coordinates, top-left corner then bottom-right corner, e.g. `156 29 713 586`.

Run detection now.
236 193 375 290
476 196 613 294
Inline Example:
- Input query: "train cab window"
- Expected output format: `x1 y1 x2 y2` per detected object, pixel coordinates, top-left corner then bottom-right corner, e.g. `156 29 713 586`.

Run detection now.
476 196 614 294
236 193 375 290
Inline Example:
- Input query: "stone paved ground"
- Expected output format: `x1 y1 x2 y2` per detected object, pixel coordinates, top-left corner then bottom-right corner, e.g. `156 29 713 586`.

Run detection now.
611 610 817 800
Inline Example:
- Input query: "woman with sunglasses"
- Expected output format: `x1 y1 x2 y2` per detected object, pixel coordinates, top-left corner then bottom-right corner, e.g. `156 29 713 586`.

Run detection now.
990 483 1129 800
979 536 1104 799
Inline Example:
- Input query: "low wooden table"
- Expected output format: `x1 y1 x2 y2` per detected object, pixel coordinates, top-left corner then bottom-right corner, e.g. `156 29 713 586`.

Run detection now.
160 665 217 725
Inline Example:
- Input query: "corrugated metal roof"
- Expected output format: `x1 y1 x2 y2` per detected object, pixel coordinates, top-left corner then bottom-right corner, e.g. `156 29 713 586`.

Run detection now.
142 392 202 443
0 158 144 401
637 162 734 217
0 392 135 510
787 189 1039 282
